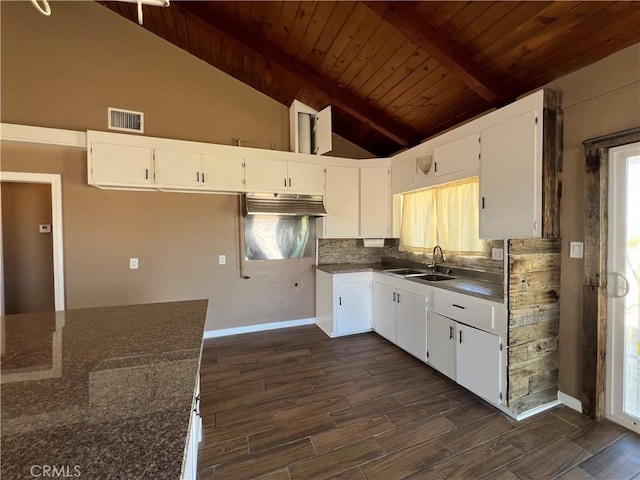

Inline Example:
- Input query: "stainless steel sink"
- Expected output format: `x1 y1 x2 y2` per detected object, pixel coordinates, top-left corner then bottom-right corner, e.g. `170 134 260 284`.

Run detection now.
383 268 426 276
410 274 456 282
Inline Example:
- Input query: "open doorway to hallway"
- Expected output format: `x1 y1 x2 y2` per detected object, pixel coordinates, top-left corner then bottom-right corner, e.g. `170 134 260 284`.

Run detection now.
0 172 65 315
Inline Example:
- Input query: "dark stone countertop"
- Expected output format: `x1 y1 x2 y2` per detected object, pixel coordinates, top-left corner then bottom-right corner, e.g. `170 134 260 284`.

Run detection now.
1 300 208 480
316 263 504 302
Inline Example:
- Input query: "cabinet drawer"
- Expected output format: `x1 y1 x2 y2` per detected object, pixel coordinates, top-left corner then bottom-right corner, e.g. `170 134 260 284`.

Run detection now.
431 290 495 333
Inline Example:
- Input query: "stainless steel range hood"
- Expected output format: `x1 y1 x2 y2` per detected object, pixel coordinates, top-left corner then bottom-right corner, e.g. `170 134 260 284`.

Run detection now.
242 192 327 217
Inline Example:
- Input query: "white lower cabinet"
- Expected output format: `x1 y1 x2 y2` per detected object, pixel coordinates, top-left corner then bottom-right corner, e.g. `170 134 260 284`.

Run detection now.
181 376 201 480
456 323 501 404
372 283 397 343
396 290 427 361
426 312 456 381
372 277 427 361
316 270 372 337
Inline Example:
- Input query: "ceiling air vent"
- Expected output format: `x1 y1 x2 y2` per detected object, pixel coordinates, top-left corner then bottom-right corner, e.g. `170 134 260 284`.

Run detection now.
108 107 144 133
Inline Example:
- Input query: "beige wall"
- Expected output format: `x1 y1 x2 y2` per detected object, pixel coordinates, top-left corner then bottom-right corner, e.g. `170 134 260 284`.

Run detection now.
1 182 55 314
546 43 640 399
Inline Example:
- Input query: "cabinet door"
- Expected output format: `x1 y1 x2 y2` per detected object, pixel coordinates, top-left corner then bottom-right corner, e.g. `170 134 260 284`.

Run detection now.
287 161 325 194
315 106 333 155
396 289 427 361
456 323 500 404
391 157 417 191
427 312 456 380
372 282 397 343
154 149 202 188
322 166 359 238
479 111 540 239
245 158 288 192
360 167 390 238
433 133 479 177
201 155 245 192
335 281 372 336
90 143 154 186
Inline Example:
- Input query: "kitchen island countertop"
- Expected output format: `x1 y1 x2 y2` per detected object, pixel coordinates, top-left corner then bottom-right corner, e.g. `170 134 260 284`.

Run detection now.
1 300 207 480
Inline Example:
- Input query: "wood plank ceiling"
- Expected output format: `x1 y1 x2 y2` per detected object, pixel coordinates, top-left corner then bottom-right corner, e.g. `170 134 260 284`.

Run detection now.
101 1 640 156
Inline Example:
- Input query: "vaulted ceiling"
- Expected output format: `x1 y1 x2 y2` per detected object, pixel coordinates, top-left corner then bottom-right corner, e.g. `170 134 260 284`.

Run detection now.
101 1 640 156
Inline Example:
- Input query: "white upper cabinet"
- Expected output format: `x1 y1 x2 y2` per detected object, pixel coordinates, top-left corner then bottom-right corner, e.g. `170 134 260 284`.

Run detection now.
433 133 479 177
360 167 390 238
290 100 332 155
319 165 359 238
244 158 324 194
154 149 202 188
244 158 289 192
287 161 325 194
155 150 244 192
391 157 417 192
201 155 245 192
90 143 154 187
479 110 540 239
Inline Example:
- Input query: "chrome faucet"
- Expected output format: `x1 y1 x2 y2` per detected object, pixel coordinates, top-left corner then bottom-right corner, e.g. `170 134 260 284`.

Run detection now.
428 245 445 271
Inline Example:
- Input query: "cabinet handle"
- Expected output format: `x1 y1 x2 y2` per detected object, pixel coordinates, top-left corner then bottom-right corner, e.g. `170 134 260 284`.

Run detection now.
288 178 292 187
459 330 463 344
145 168 149 180
397 293 400 303
434 161 438 173
449 326 454 340
393 292 396 302
339 296 342 306
202 172 205 183
452 304 465 310
197 172 200 182
481 197 485 209
284 178 287 187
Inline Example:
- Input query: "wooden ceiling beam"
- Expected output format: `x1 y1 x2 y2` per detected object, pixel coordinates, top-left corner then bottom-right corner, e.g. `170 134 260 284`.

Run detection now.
174 3 420 148
364 1 510 104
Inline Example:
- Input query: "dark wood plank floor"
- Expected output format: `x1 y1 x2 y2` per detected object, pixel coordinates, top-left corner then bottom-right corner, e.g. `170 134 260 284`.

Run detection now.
197 325 640 480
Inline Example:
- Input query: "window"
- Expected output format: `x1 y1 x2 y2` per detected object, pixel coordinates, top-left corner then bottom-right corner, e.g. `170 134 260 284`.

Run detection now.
399 177 483 254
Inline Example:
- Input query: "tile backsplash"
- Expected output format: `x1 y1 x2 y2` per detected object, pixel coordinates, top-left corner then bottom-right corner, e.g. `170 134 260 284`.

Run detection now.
317 239 384 265
318 238 504 274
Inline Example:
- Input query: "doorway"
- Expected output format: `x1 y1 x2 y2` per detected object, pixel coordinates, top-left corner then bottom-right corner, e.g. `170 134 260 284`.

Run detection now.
606 141 640 433
0 172 65 314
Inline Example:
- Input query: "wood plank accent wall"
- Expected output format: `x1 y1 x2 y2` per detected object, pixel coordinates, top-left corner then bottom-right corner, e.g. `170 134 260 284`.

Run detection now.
507 238 561 414
542 89 564 239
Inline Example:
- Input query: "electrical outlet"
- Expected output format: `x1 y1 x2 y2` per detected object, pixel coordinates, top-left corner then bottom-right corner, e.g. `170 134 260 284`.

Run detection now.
39 224 51 233
491 248 504 261
218 255 226 265
130 258 139 269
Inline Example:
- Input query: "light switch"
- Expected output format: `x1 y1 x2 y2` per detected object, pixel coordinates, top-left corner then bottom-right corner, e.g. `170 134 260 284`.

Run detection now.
130 258 139 269
218 255 226 265
569 242 584 259
39 224 51 233
491 248 504 261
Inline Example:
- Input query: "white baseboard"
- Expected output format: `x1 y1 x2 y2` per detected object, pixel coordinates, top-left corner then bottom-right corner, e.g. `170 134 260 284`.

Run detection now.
515 399 561 421
558 391 583 413
204 318 316 338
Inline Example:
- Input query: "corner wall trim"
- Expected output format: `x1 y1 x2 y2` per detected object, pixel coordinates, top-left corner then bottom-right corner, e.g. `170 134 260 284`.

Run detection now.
515 399 561 421
204 318 316 339
558 391 583 413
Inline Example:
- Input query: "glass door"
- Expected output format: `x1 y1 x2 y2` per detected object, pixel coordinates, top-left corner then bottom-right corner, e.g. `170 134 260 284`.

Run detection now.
606 141 640 433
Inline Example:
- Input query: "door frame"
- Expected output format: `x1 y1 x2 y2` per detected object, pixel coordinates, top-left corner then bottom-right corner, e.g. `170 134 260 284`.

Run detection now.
0 172 65 312
582 127 640 419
